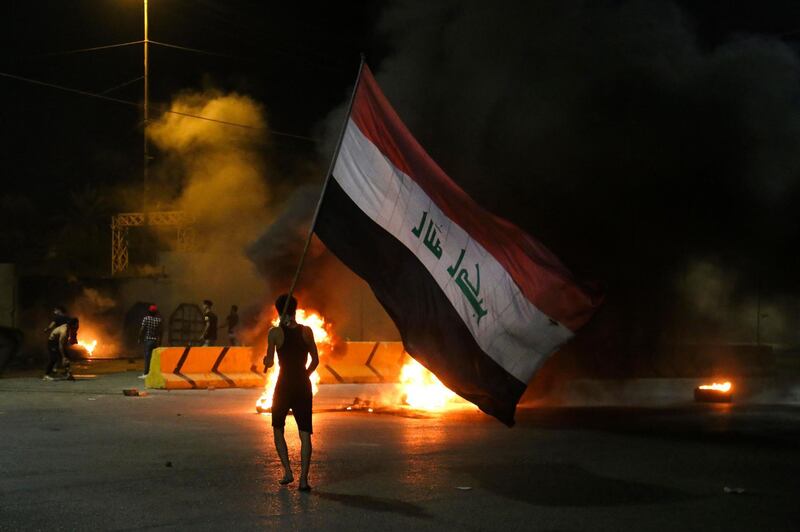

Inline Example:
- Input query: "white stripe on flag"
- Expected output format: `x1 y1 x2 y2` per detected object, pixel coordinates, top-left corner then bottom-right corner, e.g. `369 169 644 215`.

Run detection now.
332 119 574 383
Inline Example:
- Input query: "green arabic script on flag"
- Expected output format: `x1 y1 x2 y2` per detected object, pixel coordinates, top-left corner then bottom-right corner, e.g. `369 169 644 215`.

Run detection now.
411 210 488 324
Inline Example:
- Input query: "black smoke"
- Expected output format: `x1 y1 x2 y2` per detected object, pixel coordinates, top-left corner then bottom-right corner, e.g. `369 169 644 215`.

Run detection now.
252 1 800 372
360 0 800 374
247 184 320 285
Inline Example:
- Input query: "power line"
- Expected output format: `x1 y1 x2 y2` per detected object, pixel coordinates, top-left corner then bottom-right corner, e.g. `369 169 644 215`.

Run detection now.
35 40 144 58
0 71 138 107
149 39 348 73
0 70 318 142
99 76 144 95
10 36 346 74
149 40 235 59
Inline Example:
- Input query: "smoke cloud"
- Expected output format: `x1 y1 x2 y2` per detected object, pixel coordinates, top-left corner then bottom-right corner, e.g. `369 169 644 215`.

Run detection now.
358 0 800 372
138 90 273 317
147 90 270 241
245 1 800 365
246 185 399 341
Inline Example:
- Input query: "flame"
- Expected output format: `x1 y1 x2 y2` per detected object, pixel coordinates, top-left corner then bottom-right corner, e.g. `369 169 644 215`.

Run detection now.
256 309 331 412
77 339 98 355
699 381 732 392
399 358 464 411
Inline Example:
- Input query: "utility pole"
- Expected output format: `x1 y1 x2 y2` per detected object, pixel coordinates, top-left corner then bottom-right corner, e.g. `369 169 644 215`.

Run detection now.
112 1 199 275
143 0 149 210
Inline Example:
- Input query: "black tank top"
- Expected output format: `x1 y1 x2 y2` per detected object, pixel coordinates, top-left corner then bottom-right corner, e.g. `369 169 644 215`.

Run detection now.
276 324 309 380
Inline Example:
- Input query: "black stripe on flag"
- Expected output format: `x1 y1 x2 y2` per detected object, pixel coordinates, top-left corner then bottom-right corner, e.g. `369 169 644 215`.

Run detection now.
315 178 525 426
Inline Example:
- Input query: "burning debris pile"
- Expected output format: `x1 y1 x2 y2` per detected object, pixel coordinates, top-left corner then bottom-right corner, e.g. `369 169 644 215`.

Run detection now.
255 308 474 415
68 324 104 359
695 381 733 403
75 338 98 357
335 358 475 417
398 358 460 411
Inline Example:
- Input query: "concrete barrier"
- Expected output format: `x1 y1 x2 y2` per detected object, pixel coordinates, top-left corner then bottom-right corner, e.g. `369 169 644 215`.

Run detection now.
145 346 264 390
320 342 412 384
145 342 414 389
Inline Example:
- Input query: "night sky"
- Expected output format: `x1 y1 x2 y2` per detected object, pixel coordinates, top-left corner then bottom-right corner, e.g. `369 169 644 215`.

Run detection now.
3 1 800 368
1 1 379 197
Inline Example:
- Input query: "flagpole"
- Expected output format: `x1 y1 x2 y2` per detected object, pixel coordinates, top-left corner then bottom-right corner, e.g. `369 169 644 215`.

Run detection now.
280 54 366 320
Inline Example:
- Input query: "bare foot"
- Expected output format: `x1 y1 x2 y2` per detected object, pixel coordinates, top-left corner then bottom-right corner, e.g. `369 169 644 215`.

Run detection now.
298 481 312 492
279 472 294 485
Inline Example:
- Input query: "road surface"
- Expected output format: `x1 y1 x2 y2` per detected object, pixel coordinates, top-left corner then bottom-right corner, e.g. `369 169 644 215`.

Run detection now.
0 373 798 531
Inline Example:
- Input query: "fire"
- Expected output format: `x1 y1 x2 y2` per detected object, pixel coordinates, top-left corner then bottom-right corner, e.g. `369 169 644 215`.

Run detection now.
77 339 98 355
399 358 466 411
256 309 332 412
699 381 732 392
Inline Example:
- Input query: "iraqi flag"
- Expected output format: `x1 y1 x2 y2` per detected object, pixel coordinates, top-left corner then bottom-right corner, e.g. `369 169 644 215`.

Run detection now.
315 65 600 426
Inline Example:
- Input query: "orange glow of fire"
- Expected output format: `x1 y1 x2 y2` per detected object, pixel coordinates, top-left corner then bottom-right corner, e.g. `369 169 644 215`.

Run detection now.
699 381 732 392
399 358 467 411
256 309 331 412
77 339 98 355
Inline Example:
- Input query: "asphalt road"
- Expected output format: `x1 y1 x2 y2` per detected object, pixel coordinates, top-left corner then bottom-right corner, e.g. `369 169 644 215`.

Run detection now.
0 374 798 531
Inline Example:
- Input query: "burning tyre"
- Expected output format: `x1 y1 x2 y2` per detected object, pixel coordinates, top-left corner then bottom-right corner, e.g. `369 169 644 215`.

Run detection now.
694 381 733 403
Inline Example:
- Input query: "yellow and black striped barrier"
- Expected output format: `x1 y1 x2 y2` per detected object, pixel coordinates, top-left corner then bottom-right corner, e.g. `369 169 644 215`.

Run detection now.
144 342 413 389
145 346 264 390
319 341 412 384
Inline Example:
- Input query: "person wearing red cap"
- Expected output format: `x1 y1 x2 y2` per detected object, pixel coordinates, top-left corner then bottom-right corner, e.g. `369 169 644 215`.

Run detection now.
138 304 163 379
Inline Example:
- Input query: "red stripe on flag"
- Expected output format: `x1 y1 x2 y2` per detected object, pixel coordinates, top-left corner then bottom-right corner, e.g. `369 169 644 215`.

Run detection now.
349 65 599 331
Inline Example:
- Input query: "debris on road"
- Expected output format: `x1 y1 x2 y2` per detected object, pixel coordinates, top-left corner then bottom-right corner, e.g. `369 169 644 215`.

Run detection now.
723 486 746 494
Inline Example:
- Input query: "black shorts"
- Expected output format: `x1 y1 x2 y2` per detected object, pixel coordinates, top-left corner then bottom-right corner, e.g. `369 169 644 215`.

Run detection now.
271 377 313 434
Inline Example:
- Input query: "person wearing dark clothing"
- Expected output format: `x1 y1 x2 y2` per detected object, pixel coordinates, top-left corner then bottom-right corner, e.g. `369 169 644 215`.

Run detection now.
44 306 68 334
43 306 68 380
138 305 163 378
264 294 319 492
223 305 239 346
44 306 79 346
201 300 218 346
43 318 77 381
44 324 67 379
271 325 314 432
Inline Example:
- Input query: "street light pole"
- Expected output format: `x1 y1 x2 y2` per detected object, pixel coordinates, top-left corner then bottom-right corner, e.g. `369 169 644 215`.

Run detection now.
143 0 149 210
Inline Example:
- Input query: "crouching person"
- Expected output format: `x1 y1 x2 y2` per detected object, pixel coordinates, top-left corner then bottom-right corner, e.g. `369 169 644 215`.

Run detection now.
43 318 77 381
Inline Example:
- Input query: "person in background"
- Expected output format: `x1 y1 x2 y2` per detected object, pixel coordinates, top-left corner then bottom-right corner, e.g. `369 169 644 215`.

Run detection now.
43 305 68 335
222 305 239 346
201 300 218 347
43 306 69 381
138 305 163 379
43 318 76 381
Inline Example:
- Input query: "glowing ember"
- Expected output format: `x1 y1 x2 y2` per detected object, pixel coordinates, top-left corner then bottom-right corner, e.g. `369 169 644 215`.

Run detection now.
256 309 331 412
699 381 732 392
399 358 463 411
77 339 98 356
